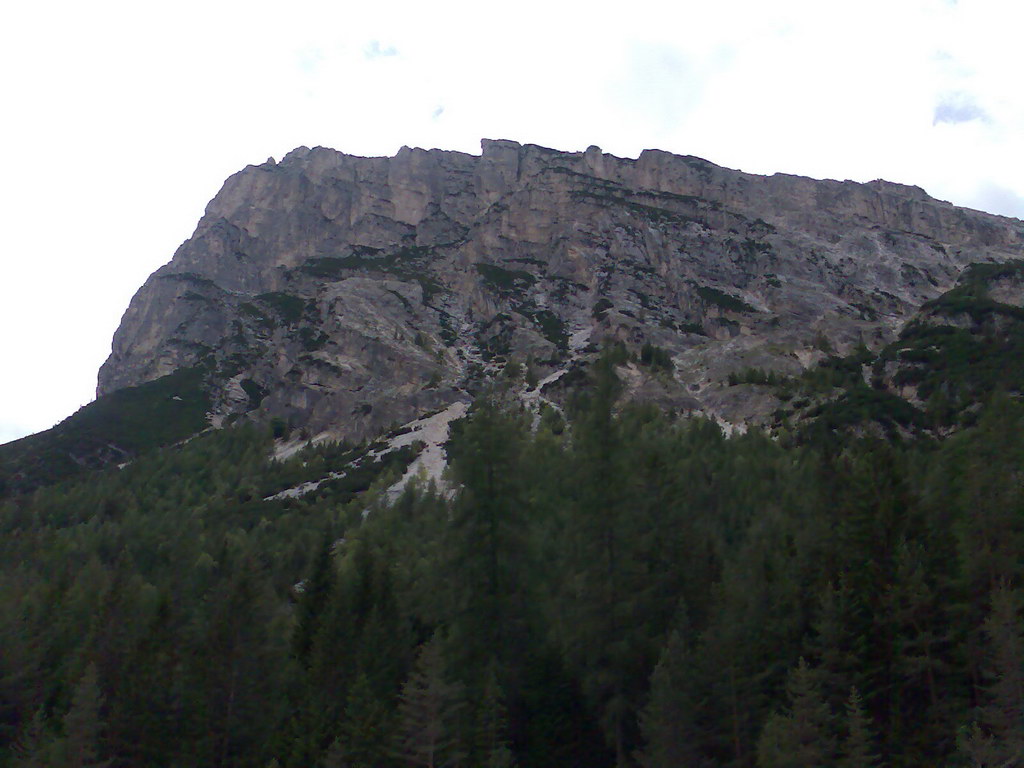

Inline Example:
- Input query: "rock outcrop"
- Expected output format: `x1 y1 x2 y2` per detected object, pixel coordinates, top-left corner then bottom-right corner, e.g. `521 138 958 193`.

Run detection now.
98 140 1024 439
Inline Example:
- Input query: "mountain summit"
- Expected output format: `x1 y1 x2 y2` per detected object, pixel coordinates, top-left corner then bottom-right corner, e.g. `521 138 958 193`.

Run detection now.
96 140 1023 443
4 140 1024 496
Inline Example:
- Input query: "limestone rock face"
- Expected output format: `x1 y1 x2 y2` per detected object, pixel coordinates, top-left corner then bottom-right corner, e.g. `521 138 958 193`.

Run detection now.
98 140 1024 438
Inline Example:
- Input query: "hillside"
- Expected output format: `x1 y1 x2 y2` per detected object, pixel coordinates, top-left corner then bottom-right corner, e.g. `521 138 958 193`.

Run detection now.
2 142 1024 768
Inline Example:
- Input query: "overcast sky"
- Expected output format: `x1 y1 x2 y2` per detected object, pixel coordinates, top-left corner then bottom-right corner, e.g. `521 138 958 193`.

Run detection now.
2 0 1022 444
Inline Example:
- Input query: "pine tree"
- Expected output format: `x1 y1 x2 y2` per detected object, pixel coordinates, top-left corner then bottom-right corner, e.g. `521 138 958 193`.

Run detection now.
293 532 338 664
561 352 636 765
9 707 54 768
61 662 108 768
444 395 530 684
334 672 392 768
320 739 347 768
393 635 464 768
958 585 1024 767
637 628 705 768
191 555 283 768
757 658 836 768
839 688 877 768
472 665 516 768
807 580 858 711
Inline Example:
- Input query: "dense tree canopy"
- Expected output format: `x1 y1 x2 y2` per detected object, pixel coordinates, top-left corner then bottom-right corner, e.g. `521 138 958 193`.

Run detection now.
1 370 1022 767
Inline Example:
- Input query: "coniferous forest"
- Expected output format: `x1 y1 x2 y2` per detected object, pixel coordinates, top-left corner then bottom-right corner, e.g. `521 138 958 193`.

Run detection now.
1 355 1023 768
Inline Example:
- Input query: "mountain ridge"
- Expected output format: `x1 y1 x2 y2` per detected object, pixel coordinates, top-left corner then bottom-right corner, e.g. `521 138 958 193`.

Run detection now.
4 139 1024 496
95 140 1024 442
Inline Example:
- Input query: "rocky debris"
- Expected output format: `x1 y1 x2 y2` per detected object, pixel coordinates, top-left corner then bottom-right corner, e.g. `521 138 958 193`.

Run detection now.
384 400 469 502
268 400 471 503
98 140 1024 442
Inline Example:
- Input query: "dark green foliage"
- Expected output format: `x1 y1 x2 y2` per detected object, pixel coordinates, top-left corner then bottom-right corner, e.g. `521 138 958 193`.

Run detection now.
520 308 568 350
885 318 1024 420
728 367 787 386
732 237 774 265
298 326 330 351
160 271 219 289
748 217 778 235
474 263 537 295
799 346 873 393
677 320 706 335
239 301 275 329
393 635 464 768
694 284 756 313
638 626 707 768
299 247 443 304
443 397 531 682
239 378 266 405
5 356 1024 767
808 388 924 434
568 190 700 225
257 292 309 325
334 672 393 768
476 313 515 361
839 689 878 768
60 662 107 768
470 666 517 768
920 260 1024 323
958 585 1024 768
0 366 210 496
639 343 672 372
757 658 836 768
875 260 1024 424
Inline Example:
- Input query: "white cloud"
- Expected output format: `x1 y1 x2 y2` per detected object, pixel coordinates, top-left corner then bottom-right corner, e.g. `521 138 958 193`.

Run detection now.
969 183 1024 220
933 92 990 125
364 41 399 59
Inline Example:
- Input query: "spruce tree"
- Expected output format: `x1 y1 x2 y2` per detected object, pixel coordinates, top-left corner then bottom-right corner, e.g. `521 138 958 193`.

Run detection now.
444 394 530 681
9 708 54 768
334 672 392 768
472 665 516 768
757 658 836 768
958 585 1024 767
293 532 338 664
839 688 877 768
61 662 108 768
637 628 705 768
393 635 464 768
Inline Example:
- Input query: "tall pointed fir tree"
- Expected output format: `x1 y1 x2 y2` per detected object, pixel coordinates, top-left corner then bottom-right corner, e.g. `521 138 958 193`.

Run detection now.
9 708 54 768
393 634 464 768
471 665 516 768
444 395 531 695
839 688 877 768
60 662 108 768
331 672 393 768
637 625 707 768
559 350 638 766
958 585 1024 768
756 658 836 768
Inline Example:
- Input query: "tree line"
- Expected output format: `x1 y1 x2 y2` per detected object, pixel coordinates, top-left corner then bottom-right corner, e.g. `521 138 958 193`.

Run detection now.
0 358 1021 767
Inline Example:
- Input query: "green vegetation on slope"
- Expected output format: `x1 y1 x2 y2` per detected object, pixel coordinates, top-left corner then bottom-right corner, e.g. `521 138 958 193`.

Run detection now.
2 356 1023 768
0 366 211 496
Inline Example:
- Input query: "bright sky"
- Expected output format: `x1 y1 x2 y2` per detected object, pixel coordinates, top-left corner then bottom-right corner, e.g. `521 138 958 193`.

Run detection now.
2 0 1022 444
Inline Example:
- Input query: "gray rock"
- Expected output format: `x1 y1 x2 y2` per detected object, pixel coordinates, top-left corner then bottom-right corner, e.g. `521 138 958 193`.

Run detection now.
98 140 1024 438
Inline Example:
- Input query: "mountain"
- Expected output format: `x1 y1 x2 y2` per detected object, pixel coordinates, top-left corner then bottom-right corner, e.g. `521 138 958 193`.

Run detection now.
3 140 1024 495
4 142 1024 768
97 140 1023 432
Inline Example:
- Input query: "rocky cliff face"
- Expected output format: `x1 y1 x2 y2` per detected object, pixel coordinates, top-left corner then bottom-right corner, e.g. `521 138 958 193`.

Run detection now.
98 140 1024 440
